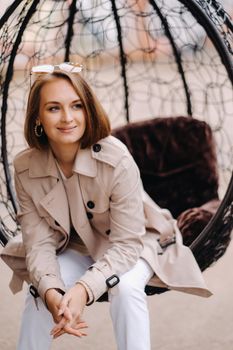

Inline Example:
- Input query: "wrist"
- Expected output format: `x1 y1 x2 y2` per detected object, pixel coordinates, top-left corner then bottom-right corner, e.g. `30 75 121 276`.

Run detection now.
76 281 94 305
45 287 65 297
54 288 65 296
45 288 65 309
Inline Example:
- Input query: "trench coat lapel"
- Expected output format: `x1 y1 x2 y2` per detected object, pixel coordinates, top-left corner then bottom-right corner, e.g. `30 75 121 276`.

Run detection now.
39 180 70 234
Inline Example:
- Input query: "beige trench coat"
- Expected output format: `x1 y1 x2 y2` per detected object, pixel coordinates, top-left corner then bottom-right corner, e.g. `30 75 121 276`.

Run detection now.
1 135 211 303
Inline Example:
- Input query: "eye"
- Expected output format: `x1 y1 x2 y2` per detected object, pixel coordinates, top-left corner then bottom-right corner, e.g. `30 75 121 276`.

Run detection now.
73 102 83 110
48 106 59 112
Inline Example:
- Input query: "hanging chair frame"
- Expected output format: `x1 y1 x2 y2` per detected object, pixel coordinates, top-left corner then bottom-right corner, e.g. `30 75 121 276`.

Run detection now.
0 0 232 273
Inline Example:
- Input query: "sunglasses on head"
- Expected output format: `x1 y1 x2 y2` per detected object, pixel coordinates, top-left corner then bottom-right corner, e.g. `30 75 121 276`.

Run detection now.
31 62 83 74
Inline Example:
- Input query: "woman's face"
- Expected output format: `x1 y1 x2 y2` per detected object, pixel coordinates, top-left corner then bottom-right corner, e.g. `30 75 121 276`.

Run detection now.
38 77 86 150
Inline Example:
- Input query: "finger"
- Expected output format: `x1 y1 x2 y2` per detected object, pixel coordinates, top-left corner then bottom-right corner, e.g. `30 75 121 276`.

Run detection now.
51 306 78 335
55 306 72 323
53 322 88 339
53 306 72 324
52 329 66 339
51 325 67 338
50 317 69 336
63 324 88 337
62 306 73 322
74 321 88 329
53 329 87 339
57 295 71 316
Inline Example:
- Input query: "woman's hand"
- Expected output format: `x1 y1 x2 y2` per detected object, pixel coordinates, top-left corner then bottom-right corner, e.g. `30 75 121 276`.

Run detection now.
45 288 72 324
50 283 89 338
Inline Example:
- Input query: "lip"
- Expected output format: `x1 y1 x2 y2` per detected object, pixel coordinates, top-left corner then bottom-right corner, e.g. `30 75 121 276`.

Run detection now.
57 126 77 132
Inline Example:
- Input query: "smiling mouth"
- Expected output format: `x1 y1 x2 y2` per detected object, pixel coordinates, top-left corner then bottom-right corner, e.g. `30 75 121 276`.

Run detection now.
57 126 77 132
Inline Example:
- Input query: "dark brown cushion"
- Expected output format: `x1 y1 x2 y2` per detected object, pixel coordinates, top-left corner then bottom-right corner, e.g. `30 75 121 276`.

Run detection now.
177 199 220 246
112 116 219 218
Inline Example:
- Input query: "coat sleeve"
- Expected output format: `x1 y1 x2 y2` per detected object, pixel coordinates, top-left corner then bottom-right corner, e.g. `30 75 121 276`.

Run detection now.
79 152 146 303
14 171 66 302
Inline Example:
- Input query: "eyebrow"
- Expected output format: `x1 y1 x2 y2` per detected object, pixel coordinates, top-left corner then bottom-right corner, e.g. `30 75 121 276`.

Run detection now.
44 99 81 106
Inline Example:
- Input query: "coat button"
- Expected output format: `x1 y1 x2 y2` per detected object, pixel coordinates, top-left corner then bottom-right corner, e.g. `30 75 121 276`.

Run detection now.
87 212 93 219
87 201 95 209
105 229 111 235
93 144 101 152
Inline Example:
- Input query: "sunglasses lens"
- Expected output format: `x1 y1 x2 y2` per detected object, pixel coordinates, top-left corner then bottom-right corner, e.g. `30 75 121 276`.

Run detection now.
31 65 54 73
58 62 72 72
59 62 83 73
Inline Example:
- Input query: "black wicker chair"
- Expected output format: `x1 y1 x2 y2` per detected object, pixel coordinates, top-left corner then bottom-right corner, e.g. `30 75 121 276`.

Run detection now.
0 1 232 296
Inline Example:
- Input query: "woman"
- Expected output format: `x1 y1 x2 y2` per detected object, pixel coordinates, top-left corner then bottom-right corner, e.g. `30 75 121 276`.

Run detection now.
1 62 211 350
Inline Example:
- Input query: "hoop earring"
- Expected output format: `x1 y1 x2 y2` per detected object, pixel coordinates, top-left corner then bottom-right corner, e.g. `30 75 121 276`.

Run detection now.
34 122 43 137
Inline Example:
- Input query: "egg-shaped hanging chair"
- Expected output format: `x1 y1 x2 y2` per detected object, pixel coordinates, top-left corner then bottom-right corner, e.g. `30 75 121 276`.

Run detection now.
0 0 233 297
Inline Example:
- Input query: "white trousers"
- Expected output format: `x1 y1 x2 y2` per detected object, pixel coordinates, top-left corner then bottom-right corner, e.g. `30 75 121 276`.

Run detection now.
17 249 153 350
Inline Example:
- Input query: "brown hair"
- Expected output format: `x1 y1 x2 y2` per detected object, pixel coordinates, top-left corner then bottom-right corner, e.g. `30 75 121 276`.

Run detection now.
25 71 111 150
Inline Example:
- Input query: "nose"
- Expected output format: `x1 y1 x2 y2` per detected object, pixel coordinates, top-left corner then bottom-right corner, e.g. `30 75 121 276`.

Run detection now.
61 108 73 123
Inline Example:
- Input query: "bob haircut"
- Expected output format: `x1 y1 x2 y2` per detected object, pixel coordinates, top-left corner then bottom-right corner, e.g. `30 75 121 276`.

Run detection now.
24 70 111 150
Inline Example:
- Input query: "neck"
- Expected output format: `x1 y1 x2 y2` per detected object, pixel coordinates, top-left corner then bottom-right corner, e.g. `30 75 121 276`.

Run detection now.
50 143 79 178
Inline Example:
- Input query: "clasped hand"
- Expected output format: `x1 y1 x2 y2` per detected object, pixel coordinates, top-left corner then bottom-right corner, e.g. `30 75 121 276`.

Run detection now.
45 284 88 339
